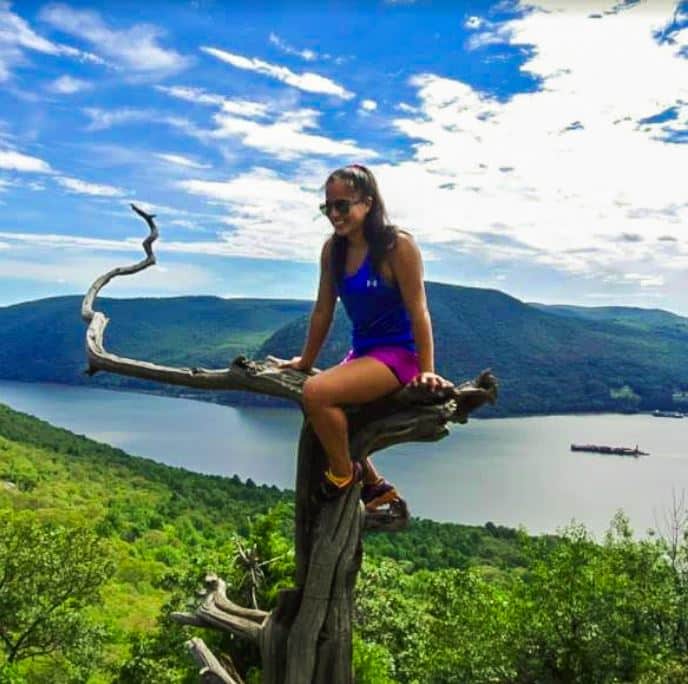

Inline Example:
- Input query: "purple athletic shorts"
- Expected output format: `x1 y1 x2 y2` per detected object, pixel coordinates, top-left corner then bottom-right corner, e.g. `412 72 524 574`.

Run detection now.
340 346 421 385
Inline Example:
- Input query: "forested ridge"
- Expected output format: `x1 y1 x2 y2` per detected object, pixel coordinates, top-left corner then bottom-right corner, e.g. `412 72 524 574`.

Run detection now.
1 403 687 682
3 288 688 415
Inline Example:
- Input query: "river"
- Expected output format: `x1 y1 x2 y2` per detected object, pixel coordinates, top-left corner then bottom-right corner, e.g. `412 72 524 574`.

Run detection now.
1 379 686 538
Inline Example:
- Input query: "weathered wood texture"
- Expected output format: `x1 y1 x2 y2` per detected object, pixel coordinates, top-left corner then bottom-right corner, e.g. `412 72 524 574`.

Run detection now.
82 205 498 683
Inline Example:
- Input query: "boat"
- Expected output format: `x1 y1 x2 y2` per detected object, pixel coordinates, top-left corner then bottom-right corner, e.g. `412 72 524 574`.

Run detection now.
652 410 684 419
570 444 649 457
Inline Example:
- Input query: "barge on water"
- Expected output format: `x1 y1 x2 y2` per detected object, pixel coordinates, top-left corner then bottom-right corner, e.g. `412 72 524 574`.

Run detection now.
570 444 649 457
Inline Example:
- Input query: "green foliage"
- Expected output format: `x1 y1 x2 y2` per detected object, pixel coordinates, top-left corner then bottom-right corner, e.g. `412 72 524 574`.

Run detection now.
352 634 396 684
0 510 113 676
4 403 688 682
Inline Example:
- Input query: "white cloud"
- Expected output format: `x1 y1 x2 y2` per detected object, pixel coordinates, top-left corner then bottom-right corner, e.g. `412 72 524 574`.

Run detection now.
360 99 378 112
176 166 327 259
83 107 153 131
465 16 486 30
0 1 102 82
0 250 216 293
55 176 126 197
201 46 354 99
159 83 369 159
155 153 210 169
48 74 91 94
40 3 189 75
0 231 142 251
269 32 318 61
379 0 688 292
0 149 52 173
82 107 198 137
623 273 665 288
0 176 45 191
209 106 377 160
465 22 513 50
156 85 270 118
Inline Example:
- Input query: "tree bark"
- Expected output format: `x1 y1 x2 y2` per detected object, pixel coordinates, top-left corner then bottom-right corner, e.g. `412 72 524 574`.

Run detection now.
83 205 498 682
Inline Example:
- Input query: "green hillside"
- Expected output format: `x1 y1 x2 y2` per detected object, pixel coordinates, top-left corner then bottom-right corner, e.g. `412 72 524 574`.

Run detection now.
259 282 688 415
0 295 312 404
3 288 688 416
3 405 688 683
0 403 526 681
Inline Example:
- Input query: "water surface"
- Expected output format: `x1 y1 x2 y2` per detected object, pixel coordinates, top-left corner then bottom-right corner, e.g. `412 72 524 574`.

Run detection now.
2 380 686 537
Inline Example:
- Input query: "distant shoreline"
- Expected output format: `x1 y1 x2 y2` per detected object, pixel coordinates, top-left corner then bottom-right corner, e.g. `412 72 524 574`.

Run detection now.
0 376 665 421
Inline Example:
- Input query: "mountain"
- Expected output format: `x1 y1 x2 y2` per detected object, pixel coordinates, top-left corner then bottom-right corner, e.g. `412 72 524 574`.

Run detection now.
529 303 688 334
0 295 312 403
258 283 688 415
2 288 688 416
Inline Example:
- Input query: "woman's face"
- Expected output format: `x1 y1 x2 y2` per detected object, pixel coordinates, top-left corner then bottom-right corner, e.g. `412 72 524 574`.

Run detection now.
325 178 371 239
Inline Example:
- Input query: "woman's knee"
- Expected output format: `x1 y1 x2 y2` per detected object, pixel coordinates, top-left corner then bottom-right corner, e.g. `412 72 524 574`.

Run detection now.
302 377 331 413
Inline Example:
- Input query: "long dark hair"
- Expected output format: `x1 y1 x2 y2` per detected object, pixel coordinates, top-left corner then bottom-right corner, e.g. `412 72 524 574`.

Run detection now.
326 164 398 285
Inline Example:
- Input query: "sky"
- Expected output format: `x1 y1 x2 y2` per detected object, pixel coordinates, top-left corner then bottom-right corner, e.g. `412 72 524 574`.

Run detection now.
0 0 687 313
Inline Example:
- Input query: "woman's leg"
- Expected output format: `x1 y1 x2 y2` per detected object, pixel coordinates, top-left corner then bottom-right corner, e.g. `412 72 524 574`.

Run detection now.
301 356 402 479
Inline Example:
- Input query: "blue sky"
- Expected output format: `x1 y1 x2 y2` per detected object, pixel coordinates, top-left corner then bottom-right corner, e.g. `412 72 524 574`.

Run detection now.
1 0 687 313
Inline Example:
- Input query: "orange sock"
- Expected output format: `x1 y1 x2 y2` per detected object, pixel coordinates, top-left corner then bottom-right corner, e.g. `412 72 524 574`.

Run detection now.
325 468 353 488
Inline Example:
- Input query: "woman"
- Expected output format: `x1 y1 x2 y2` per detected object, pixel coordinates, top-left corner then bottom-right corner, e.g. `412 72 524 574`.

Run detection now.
281 164 451 510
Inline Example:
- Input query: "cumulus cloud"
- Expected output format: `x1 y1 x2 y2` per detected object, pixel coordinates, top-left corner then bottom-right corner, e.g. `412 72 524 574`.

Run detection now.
0 148 52 173
360 99 378 112
40 3 189 75
201 46 354 99
55 175 126 197
380 0 687 287
176 166 327 259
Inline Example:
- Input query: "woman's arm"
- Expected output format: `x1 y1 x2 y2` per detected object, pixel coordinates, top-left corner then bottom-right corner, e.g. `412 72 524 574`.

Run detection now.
390 232 450 390
295 238 337 369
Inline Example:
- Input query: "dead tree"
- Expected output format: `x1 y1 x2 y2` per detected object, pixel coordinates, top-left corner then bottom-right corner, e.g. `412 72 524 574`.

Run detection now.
82 205 498 684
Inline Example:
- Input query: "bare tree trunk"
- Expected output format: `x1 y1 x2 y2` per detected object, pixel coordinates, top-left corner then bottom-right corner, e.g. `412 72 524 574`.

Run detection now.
83 205 498 682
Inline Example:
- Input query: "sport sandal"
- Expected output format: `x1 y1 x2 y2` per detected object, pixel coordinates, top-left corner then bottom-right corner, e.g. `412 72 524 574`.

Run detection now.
361 477 402 512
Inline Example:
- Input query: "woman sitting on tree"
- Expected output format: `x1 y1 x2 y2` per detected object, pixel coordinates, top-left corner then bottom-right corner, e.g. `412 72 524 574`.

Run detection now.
281 164 451 510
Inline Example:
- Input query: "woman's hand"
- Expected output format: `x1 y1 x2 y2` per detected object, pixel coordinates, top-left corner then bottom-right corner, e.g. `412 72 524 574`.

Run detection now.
278 356 312 372
410 371 453 392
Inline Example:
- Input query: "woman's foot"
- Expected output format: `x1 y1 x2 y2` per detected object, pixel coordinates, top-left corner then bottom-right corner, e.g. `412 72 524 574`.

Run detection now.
361 477 401 512
318 461 364 501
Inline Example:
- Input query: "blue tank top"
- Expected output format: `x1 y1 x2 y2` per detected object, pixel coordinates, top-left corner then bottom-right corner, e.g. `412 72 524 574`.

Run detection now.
337 251 415 354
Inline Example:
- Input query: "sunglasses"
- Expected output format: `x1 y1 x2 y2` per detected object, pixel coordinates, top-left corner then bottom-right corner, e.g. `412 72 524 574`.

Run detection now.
319 198 365 216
